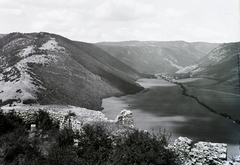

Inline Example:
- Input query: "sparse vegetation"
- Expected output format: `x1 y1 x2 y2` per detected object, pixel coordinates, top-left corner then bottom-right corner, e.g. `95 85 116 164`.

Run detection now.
0 110 178 165
108 129 176 165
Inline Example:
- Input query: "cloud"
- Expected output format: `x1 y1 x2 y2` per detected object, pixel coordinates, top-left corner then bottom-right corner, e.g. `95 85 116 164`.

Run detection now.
10 0 86 8
180 25 233 43
94 0 157 22
163 8 185 19
0 0 238 43
141 22 162 30
0 8 24 16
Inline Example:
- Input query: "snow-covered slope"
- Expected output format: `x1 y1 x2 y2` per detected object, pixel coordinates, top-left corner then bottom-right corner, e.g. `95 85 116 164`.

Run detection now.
175 42 240 85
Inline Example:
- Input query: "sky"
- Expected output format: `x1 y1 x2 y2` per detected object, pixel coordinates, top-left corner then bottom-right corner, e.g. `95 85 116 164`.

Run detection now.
0 0 239 43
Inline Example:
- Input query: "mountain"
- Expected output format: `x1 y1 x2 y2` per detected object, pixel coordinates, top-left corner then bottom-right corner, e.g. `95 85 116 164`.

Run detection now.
0 32 143 109
96 41 219 74
0 34 6 38
176 42 240 85
190 42 220 55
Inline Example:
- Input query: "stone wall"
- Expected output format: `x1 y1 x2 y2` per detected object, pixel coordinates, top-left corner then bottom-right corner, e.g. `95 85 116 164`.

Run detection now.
170 136 240 165
2 105 108 131
2 106 240 164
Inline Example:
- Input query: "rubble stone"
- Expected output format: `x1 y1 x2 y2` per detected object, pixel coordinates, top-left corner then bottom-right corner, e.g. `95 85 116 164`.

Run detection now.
115 109 134 127
170 137 239 165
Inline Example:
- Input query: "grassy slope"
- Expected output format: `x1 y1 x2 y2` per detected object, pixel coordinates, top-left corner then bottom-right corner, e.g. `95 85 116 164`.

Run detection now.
0 32 144 109
53 34 143 91
177 42 240 86
34 33 143 109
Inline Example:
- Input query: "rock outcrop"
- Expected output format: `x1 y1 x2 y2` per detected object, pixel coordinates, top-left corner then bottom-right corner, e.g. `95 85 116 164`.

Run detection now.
2 105 240 164
1 105 108 131
1 106 134 131
115 109 134 127
171 136 240 165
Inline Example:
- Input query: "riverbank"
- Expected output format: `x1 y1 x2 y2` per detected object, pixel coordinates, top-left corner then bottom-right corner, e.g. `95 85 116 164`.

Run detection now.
157 74 240 125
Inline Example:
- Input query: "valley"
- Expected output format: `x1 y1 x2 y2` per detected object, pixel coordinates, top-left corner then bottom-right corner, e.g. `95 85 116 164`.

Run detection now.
96 41 219 74
1 32 240 161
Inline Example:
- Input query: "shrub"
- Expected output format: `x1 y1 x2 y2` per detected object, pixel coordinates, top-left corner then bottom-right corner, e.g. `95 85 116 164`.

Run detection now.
76 123 113 164
0 110 178 165
75 123 178 165
56 127 75 147
109 129 177 165
35 110 59 131
1 126 43 164
47 146 83 165
0 110 24 136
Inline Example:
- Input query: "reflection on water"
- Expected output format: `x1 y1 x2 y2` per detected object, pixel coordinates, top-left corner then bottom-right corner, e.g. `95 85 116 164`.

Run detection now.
102 78 240 157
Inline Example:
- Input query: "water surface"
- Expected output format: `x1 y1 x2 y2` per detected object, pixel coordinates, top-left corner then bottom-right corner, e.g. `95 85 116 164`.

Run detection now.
102 78 240 157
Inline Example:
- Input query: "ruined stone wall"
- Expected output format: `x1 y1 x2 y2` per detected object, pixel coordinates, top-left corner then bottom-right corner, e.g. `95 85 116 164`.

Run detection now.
171 136 240 165
2 107 240 164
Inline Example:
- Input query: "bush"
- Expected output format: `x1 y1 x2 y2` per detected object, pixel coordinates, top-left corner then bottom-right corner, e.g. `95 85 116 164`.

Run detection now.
47 146 83 165
109 129 177 165
0 110 24 136
1 126 43 164
35 110 59 131
0 110 178 165
56 127 75 147
75 123 177 165
76 123 113 164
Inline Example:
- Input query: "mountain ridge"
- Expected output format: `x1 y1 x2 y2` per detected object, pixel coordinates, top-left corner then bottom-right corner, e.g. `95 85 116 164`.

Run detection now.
96 41 219 74
176 42 240 86
0 32 143 109
0 32 227 109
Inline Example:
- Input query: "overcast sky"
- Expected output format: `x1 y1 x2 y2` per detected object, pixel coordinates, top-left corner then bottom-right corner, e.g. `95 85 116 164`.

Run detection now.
0 0 239 43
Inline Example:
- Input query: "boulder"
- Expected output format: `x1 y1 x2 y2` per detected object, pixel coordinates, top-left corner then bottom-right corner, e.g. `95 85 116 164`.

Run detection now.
115 109 134 127
189 141 227 164
171 137 229 165
172 136 193 163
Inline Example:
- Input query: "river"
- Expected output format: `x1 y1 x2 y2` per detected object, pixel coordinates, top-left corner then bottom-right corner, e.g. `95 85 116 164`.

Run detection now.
102 78 240 157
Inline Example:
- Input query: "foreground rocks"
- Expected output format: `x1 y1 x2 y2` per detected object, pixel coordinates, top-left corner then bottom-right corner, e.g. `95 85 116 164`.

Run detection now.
1 105 109 131
1 106 135 131
2 105 240 164
115 109 134 127
171 136 240 165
